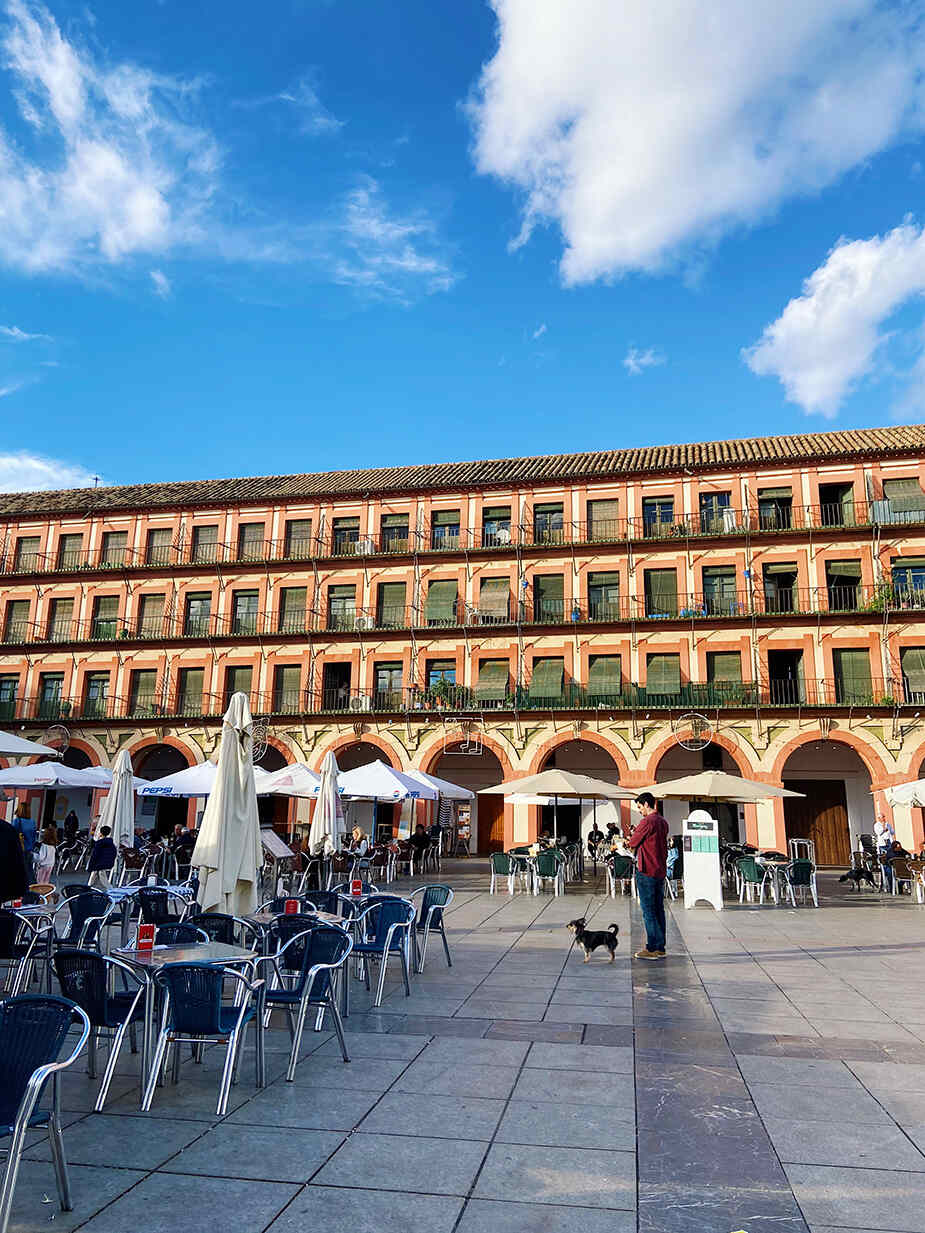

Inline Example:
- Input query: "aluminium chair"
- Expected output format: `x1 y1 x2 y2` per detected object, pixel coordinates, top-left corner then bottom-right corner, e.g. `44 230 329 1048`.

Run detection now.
782 859 818 907
489 852 516 894
408 885 454 973
351 899 414 1006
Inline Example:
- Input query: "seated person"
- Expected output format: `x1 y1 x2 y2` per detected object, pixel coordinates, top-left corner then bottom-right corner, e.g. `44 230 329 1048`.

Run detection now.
409 823 430 857
346 827 369 857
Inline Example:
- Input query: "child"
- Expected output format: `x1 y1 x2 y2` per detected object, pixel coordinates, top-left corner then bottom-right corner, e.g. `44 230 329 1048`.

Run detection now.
88 824 117 890
34 826 57 884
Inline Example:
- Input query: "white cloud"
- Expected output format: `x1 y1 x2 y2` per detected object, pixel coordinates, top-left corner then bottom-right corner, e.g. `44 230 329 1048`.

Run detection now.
623 346 665 376
275 76 343 136
744 223 925 416
469 1 925 284
0 323 50 340
332 178 457 302
150 268 170 298
0 378 26 396
0 449 95 491
532 322 547 340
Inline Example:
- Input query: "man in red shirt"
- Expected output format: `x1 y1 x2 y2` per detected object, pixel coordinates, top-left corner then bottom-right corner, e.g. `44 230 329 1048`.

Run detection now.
627 792 669 959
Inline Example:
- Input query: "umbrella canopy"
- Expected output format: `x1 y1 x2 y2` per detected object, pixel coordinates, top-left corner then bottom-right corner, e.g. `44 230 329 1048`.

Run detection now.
482 770 636 800
256 762 321 798
96 749 136 848
0 731 57 757
884 780 925 808
310 751 345 856
640 770 804 803
191 693 262 916
140 760 269 798
338 760 439 802
0 762 115 789
402 768 474 801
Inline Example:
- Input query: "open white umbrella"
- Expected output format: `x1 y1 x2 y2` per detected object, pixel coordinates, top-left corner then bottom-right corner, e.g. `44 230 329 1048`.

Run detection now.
0 731 57 757
483 769 636 840
140 760 269 798
256 762 321 798
95 748 136 848
0 763 115 789
639 771 804 803
403 769 474 801
191 693 262 915
338 760 438 802
884 780 925 808
310 751 345 856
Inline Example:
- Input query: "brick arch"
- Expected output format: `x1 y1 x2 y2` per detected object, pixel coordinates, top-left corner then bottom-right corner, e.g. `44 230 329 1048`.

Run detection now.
313 732 404 773
526 730 631 780
263 734 296 764
25 734 105 768
418 730 514 779
899 738 925 783
644 730 758 782
125 734 199 769
770 729 890 786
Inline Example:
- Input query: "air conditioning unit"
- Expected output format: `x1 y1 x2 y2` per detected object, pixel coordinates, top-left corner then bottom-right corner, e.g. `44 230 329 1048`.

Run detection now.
354 615 374 631
350 693 372 712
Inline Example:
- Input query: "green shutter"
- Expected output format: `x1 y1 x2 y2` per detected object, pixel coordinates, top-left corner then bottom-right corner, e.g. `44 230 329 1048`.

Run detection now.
833 649 872 702
645 569 678 614
94 596 119 618
377 581 406 626
646 654 681 695
707 652 742 683
763 562 798 576
892 557 925 570
587 499 619 539
279 587 307 632
758 487 792 500
528 657 564 700
479 577 510 618
826 560 862 578
588 655 621 696
432 510 460 526
476 660 509 700
426 580 458 625
884 478 925 512
226 665 252 696
901 647 925 694
483 506 510 521
534 574 564 620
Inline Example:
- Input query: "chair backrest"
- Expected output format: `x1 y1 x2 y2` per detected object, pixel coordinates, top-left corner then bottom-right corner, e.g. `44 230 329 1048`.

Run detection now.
491 853 514 874
189 912 237 945
137 886 172 923
330 881 378 896
610 855 634 879
268 915 318 973
786 859 815 887
53 948 110 1026
295 924 351 999
892 857 914 880
155 922 205 946
418 885 451 925
154 963 228 1034
736 856 763 883
63 891 111 943
0 994 79 1126
303 889 341 914
0 909 21 961
61 883 91 899
364 898 413 947
535 851 560 877
859 832 876 856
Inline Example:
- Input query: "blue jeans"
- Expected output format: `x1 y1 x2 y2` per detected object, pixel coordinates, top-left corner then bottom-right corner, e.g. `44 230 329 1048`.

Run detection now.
636 872 666 952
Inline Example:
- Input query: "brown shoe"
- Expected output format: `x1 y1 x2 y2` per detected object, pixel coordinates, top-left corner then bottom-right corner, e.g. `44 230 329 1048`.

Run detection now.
634 949 661 960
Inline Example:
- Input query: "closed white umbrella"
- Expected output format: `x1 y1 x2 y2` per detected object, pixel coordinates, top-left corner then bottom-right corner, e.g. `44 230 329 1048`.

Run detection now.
191 693 262 915
338 760 438 802
310 751 345 856
0 731 56 757
96 749 136 849
256 762 321 798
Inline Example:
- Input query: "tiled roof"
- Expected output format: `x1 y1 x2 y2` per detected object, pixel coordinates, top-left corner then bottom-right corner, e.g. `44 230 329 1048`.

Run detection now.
2 424 923 518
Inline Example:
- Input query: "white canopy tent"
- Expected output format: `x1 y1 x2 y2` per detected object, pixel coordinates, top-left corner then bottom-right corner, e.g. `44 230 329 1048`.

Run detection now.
884 780 925 808
402 769 474 801
0 731 57 757
139 760 270 798
338 760 438 802
255 762 321 798
0 763 120 789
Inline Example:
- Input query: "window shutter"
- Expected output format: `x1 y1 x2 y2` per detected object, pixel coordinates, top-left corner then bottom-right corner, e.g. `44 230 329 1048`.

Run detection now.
833 649 872 701
226 665 252 696
483 506 510 521
426 580 458 624
901 647 925 694
587 655 621 696
892 557 925 570
707 652 742 683
479 577 510 618
528 658 564 699
433 509 460 526
763 562 798 576
279 587 307 631
883 478 925 512
377 581 406 606
826 560 862 578
587 499 619 540
94 596 119 619
645 569 678 613
476 660 509 700
646 654 681 694
758 487 792 500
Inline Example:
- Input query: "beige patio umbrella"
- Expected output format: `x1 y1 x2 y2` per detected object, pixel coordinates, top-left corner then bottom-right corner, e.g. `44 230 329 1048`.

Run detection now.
638 770 804 803
483 770 636 839
191 693 262 915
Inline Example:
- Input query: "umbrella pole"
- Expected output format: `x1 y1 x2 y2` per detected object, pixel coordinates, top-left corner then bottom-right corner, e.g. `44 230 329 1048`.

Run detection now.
553 795 558 842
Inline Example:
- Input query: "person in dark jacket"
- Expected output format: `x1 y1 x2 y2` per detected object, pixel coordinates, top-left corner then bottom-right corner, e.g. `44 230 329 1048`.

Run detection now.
88 825 117 890
0 818 28 902
12 804 37 882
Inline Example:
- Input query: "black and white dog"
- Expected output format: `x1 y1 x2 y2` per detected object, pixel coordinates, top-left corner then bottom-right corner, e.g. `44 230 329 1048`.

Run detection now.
838 868 877 891
566 918 619 962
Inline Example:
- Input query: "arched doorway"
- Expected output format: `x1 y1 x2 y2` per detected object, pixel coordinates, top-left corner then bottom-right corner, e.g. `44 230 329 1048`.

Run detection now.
652 742 744 843
135 744 192 837
335 742 395 841
429 744 506 853
781 740 873 865
256 745 289 830
337 742 393 771
540 739 621 844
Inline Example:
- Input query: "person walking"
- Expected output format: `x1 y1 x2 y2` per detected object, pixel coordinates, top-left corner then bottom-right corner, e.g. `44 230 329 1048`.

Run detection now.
34 826 57 884
11 803 37 883
627 792 669 960
87 824 117 890
874 814 896 891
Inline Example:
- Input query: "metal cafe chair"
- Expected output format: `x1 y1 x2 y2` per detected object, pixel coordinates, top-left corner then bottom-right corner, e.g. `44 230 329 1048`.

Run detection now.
0 910 51 997
351 899 414 1006
0 994 91 1233
489 852 516 894
51 892 118 950
606 854 635 898
782 859 819 907
408 885 454 973
736 856 774 904
189 912 263 949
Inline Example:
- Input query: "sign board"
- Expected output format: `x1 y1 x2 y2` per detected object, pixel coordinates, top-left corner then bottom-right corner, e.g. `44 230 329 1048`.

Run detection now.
260 829 294 859
284 898 300 915
137 923 156 951
682 809 723 911
350 879 362 897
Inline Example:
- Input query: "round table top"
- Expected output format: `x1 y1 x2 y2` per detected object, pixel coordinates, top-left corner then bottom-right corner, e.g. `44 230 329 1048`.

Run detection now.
114 941 256 968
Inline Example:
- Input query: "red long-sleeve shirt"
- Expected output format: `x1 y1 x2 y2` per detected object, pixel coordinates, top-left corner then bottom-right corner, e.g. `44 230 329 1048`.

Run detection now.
626 812 669 878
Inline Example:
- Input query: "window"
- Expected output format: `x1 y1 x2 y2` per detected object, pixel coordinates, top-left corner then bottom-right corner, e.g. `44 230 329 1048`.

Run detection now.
91 595 120 640
533 502 564 544
56 533 84 570
699 491 732 534
100 531 128 568
644 568 678 617
426 579 458 626
587 655 622 703
819 483 855 527
431 509 461 549
138 594 166 638
482 505 511 547
426 659 456 688
38 672 65 719
642 497 674 538
891 557 925 608
146 527 173 566
231 589 259 635
0 674 18 721
237 522 265 561
588 571 620 621
901 647 925 702
177 667 204 716
272 665 301 713
762 563 798 613
327 584 356 631
47 598 74 642
528 657 565 704
191 524 219 564
184 592 212 636
332 516 360 555
645 653 682 699
883 477 925 515
380 514 410 552
224 664 253 705
825 560 861 612
833 648 873 704
533 574 564 622
702 566 738 616
284 518 313 558
278 587 308 634
475 659 509 707
13 536 40 571
321 662 351 710
478 577 510 623
376 581 406 628
757 486 792 530
129 670 159 715
3 599 30 643
373 662 403 708
587 499 619 542
82 672 110 719
767 649 804 704
706 652 743 702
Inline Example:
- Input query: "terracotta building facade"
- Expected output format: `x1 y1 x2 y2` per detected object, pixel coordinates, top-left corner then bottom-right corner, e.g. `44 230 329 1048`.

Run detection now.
2 424 925 859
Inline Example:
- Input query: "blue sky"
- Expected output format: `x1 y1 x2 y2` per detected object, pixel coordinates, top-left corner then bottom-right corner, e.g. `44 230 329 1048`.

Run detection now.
2 0 925 491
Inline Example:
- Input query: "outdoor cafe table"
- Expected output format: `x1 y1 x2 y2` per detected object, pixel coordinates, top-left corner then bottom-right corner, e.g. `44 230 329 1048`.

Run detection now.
114 940 258 1092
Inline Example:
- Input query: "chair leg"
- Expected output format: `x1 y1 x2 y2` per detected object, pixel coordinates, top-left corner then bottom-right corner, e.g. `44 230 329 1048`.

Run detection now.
96 1019 132 1112
328 996 351 1062
0 1112 30 1233
400 945 411 997
47 1111 72 1212
374 953 390 1006
286 998 311 1081
217 1031 239 1115
440 927 452 968
141 1027 171 1111
87 1027 97 1080
417 924 430 973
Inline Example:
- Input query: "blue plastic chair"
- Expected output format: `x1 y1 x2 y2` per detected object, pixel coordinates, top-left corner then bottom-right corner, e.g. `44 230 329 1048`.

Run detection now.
352 898 414 1006
265 915 320 976
52 949 145 1111
141 963 266 1116
153 923 209 946
257 924 353 1079
0 994 90 1233
408 885 454 973
52 891 117 950
0 910 50 996
189 913 261 949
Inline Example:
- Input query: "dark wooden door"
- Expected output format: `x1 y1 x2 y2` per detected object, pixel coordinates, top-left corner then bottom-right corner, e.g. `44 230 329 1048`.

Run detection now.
784 779 851 865
477 794 506 854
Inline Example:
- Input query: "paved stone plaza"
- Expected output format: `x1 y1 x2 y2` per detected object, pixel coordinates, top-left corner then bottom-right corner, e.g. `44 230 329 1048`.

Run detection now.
9 865 925 1233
